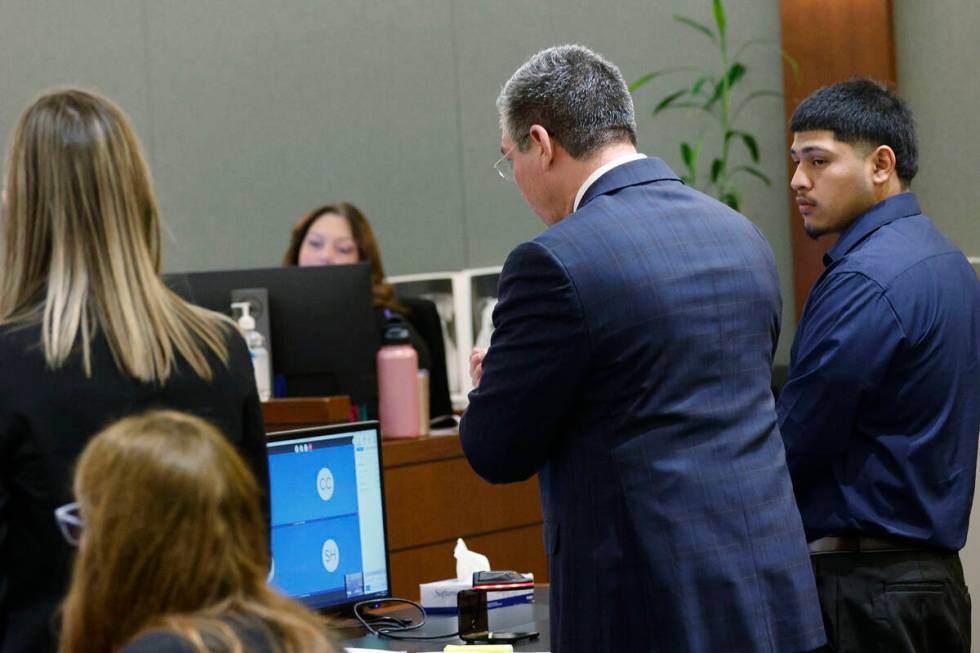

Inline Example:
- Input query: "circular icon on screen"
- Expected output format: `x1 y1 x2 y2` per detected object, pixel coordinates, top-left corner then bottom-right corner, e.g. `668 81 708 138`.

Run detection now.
321 538 340 573
316 467 334 501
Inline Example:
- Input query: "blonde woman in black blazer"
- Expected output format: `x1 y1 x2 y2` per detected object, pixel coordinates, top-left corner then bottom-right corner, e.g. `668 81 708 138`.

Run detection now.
0 89 268 653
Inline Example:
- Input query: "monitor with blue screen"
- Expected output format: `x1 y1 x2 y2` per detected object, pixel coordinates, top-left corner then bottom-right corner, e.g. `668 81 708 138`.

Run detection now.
266 421 390 612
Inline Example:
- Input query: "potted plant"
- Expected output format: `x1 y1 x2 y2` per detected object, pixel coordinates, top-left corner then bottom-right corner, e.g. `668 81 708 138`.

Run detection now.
630 0 796 211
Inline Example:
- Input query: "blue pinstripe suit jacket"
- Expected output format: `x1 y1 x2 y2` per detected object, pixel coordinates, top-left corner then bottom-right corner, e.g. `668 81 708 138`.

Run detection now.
460 158 825 653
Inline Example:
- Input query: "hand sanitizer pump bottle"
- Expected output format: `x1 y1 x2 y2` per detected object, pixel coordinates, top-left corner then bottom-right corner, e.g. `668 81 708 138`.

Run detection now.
377 313 419 438
232 302 271 401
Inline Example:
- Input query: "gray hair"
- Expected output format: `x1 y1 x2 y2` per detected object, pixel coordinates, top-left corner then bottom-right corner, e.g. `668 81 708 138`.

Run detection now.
497 44 637 159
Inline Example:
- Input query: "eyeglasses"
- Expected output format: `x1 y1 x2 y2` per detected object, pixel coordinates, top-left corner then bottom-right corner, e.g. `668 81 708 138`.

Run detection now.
494 145 518 181
54 502 84 546
493 135 529 182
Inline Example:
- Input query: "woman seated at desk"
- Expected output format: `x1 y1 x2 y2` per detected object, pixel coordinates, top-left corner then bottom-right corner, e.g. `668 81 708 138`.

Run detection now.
283 202 453 422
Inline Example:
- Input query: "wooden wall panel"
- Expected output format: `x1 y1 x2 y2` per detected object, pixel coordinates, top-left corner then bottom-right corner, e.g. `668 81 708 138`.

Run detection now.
384 456 543 550
779 0 897 317
381 435 547 600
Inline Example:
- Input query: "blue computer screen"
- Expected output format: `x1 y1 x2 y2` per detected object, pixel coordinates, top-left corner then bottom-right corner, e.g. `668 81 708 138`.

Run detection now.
267 424 389 610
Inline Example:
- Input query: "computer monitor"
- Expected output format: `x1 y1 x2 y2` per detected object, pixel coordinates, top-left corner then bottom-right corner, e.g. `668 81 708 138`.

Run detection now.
266 421 390 612
165 264 379 413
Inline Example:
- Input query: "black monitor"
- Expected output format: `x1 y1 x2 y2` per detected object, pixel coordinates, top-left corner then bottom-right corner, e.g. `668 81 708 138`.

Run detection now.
165 264 379 413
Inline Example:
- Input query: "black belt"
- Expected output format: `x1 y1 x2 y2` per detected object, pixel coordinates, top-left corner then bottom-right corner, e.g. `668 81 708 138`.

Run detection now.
808 535 928 554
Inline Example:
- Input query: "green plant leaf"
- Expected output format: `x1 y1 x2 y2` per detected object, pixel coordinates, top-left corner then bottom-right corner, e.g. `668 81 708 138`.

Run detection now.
781 49 801 84
653 89 689 116
680 142 694 178
720 191 740 210
704 63 746 110
726 62 746 88
680 139 703 184
742 134 759 163
724 130 759 163
732 90 782 119
673 15 716 44
710 158 725 184
690 76 712 96
713 0 727 41
680 142 693 166
731 39 800 84
740 133 759 162
733 37 777 61
704 83 723 110
732 165 772 186
628 66 696 92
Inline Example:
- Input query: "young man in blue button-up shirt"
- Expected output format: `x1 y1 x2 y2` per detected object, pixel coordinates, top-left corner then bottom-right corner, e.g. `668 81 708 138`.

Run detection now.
779 78 980 652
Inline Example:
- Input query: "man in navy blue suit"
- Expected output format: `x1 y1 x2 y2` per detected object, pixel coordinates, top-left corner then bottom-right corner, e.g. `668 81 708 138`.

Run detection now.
460 45 825 653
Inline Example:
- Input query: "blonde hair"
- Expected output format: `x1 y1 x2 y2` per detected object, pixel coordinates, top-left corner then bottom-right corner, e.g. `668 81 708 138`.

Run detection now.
60 410 334 653
0 88 229 382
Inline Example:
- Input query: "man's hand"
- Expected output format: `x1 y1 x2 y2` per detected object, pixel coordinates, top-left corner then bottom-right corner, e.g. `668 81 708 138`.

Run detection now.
470 347 487 388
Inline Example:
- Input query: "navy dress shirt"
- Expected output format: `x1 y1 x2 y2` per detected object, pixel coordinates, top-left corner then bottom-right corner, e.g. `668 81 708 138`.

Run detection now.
778 192 980 550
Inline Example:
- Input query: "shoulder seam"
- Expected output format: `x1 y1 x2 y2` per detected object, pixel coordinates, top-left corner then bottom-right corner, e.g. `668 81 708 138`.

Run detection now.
825 270 908 341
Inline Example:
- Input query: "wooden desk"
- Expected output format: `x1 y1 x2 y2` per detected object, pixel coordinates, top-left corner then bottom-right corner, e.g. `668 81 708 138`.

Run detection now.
261 396 350 432
381 435 548 599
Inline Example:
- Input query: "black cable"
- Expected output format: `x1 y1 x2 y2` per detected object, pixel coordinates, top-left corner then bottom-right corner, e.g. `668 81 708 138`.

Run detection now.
361 615 412 628
352 598 460 641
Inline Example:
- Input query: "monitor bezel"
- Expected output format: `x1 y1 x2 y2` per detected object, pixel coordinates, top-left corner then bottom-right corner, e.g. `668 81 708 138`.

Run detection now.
266 420 391 614
164 263 380 414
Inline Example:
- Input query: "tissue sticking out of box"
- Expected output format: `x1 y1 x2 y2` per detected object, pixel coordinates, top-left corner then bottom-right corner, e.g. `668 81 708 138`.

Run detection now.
454 537 490 583
420 538 533 614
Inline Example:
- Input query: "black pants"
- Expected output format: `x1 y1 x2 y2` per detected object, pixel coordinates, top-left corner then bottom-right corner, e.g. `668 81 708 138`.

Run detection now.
811 549 971 653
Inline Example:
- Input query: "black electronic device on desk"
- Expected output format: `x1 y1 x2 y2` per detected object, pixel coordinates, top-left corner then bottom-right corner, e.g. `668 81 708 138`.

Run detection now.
165 263 379 415
472 570 535 591
458 579 539 645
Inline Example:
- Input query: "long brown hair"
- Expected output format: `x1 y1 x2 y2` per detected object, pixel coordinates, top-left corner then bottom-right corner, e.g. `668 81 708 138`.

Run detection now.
60 411 334 653
282 202 404 313
0 88 230 382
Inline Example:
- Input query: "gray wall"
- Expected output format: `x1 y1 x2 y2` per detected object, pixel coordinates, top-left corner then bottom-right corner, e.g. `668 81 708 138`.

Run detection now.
894 1 980 642
0 0 797 362
895 0 980 260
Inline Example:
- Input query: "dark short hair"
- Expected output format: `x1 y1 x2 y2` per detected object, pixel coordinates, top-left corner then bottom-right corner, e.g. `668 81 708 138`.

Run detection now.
791 78 917 184
497 44 637 159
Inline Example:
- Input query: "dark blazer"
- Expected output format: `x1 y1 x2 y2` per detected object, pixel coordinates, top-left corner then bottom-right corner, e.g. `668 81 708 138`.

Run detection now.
461 158 825 653
120 614 283 653
0 322 269 653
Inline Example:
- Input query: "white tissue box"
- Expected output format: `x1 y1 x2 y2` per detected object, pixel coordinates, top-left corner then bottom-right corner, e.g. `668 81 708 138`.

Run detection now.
419 574 534 614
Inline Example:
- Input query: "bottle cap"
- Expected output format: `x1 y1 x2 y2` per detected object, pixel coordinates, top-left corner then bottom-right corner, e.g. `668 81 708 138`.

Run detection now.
232 302 256 330
382 314 411 345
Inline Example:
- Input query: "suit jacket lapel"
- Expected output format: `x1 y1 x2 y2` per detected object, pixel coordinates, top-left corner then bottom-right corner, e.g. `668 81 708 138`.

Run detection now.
578 157 682 210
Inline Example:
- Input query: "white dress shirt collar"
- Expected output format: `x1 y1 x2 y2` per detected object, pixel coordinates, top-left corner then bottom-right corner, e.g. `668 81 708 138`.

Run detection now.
572 153 648 212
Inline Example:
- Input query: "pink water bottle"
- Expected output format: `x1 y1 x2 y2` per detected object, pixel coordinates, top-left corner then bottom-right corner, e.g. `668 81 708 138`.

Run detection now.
377 315 420 438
